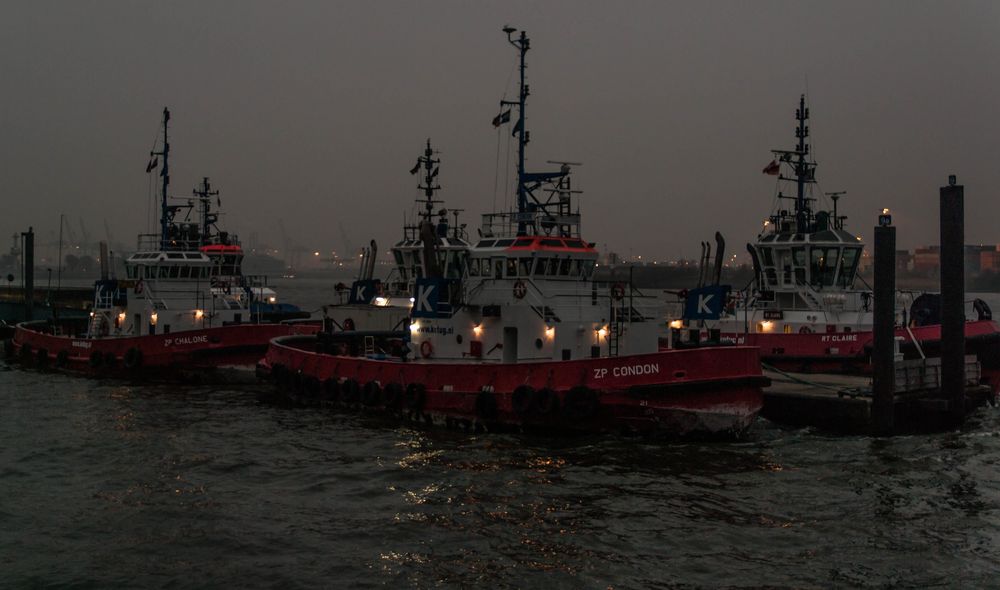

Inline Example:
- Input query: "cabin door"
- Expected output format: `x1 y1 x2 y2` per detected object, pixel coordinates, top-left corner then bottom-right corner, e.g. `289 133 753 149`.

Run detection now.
503 327 518 363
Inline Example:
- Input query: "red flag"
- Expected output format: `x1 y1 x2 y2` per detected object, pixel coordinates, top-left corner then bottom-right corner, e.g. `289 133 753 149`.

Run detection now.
762 160 780 175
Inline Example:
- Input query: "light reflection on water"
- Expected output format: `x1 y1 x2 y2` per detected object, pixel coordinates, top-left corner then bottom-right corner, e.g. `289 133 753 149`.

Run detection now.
3 365 1000 587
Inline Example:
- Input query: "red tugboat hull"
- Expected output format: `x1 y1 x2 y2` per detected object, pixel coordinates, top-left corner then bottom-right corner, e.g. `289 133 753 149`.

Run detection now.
262 336 768 438
11 320 318 377
718 319 1000 390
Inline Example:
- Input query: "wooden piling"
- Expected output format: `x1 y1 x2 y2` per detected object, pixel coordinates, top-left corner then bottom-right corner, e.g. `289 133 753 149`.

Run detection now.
872 223 896 433
940 182 965 422
21 227 34 322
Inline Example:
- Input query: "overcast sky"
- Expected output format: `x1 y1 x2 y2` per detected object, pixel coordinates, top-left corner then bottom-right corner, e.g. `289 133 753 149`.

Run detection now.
3 1 999 264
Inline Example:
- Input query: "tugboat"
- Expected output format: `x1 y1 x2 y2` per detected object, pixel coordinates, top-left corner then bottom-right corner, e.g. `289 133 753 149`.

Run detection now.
260 28 768 438
320 139 468 335
10 108 314 377
671 96 1000 386
188 176 309 323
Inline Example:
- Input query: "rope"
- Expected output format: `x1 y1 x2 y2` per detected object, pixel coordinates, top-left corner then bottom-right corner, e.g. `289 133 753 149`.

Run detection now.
762 361 869 397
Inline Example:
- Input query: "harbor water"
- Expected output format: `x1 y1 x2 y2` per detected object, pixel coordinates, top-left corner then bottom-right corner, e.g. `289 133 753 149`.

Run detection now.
3 279 1000 588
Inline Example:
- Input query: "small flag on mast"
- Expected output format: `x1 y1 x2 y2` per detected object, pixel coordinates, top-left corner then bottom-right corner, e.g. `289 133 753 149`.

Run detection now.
511 117 523 137
145 156 158 173
762 160 780 175
409 160 421 175
492 109 511 127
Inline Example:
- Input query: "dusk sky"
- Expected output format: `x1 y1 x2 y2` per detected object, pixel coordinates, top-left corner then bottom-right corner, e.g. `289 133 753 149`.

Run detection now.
3 1 999 265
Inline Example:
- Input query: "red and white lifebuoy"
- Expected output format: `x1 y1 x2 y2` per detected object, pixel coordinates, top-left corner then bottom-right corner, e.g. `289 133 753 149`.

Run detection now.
611 283 626 300
134 279 144 295
513 280 527 299
419 340 433 358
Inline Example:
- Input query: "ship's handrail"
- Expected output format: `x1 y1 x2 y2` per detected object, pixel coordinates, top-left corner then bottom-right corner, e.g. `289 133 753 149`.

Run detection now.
479 211 582 239
467 281 661 321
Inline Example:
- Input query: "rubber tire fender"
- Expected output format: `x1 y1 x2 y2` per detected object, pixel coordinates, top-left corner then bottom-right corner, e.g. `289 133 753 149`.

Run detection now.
533 388 560 415
475 389 499 422
123 347 143 370
89 349 102 368
340 379 361 404
382 382 404 409
511 385 534 416
564 386 599 419
362 381 382 407
404 382 427 412
322 377 340 402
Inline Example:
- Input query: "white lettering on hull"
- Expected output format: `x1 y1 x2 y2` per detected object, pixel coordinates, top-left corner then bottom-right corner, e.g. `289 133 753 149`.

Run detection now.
164 335 209 347
594 363 661 379
820 334 858 342
71 341 92 349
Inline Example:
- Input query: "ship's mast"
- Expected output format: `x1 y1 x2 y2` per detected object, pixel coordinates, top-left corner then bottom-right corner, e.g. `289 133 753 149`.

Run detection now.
151 107 171 249
502 26 530 233
413 139 442 223
193 177 219 246
794 95 809 232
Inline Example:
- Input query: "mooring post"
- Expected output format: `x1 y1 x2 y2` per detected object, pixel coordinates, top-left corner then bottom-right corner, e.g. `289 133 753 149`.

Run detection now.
872 216 896 434
940 177 965 422
22 227 34 321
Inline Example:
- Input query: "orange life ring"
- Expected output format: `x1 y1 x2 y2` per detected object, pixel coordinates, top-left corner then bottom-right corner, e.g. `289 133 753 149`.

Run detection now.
134 279 144 295
799 326 813 334
420 340 433 358
513 280 527 299
611 283 625 300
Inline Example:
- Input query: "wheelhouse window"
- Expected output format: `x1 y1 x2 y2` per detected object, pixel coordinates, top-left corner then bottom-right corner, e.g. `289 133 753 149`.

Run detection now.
506 258 518 277
838 247 860 287
519 258 533 276
810 247 840 287
534 258 548 276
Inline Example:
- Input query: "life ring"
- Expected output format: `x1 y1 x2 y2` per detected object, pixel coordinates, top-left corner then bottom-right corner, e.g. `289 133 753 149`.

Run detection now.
799 326 813 334
511 385 534 416
343 318 356 332
124 347 143 369
611 283 626 300
513 280 527 299
533 388 560 415
134 279 144 295
475 389 499 422
420 340 433 358
405 382 427 412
